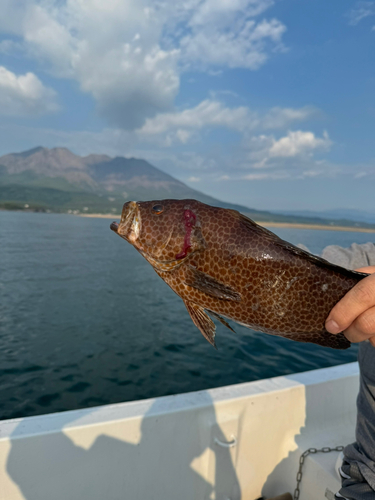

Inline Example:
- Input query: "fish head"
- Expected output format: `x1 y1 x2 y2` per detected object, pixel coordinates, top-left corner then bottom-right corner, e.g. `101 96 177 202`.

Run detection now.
111 199 206 271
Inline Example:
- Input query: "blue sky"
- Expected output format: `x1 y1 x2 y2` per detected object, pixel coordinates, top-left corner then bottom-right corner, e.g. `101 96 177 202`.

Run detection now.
0 0 374 211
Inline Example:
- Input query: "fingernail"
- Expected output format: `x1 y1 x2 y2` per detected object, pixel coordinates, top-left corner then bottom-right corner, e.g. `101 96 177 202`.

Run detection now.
326 319 341 334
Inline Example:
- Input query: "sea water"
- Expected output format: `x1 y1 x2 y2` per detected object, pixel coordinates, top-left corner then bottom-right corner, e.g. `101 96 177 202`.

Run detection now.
0 211 373 420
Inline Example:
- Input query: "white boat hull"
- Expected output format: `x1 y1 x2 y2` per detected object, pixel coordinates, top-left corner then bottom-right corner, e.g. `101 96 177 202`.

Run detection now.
0 362 359 500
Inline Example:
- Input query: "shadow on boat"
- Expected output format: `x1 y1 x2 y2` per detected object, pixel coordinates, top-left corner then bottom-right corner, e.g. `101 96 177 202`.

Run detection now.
259 367 357 499
5 390 241 500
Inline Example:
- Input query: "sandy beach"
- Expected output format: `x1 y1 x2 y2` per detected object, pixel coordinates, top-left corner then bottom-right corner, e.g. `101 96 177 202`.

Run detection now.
79 213 375 233
258 222 375 233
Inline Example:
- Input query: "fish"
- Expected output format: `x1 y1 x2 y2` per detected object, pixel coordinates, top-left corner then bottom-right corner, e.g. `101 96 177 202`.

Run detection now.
110 199 368 350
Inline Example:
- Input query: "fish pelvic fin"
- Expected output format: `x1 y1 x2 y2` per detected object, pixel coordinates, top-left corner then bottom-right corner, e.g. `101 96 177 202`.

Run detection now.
207 310 236 334
184 300 217 349
183 265 241 302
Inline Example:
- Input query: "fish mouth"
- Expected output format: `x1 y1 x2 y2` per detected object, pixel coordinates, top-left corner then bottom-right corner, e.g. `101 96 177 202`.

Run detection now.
114 201 141 243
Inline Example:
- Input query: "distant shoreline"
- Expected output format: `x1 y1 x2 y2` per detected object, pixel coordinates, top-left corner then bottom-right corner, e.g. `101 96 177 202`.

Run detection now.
78 213 375 233
259 222 375 233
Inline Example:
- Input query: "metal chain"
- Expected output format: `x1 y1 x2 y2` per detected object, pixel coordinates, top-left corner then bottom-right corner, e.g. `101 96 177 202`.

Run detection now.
294 445 345 500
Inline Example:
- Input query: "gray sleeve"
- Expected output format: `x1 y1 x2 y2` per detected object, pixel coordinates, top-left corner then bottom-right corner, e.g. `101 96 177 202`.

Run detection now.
339 342 375 498
320 242 375 270
320 242 375 499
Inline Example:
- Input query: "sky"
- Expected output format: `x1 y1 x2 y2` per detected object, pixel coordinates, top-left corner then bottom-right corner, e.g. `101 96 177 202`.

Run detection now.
0 0 374 212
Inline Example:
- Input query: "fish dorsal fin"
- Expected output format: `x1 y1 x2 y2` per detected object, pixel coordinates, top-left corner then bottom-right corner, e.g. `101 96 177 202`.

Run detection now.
184 300 217 348
207 310 236 334
237 212 279 240
183 265 241 301
237 212 369 279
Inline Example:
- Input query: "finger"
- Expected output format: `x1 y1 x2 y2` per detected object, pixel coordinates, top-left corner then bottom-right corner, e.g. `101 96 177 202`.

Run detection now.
343 305 375 344
355 266 375 274
326 273 375 334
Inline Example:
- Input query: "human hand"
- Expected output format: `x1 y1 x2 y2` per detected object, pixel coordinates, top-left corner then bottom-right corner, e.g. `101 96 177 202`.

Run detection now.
325 266 375 347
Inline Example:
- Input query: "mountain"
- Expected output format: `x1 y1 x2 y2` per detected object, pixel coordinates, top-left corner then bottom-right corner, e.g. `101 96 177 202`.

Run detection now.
0 147 374 229
0 147 255 214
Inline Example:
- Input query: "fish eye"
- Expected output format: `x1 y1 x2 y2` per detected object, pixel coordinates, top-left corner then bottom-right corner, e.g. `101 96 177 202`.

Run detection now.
152 204 164 214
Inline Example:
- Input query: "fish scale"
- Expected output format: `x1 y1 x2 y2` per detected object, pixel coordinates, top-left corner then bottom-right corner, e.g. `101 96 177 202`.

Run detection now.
111 199 367 350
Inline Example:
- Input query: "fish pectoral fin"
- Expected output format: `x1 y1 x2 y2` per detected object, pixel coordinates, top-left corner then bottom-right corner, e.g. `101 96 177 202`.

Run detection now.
184 300 217 349
207 310 236 334
184 265 241 301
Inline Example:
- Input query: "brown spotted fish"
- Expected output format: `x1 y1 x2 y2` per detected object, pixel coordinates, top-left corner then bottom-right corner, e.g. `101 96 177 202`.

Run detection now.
110 199 368 350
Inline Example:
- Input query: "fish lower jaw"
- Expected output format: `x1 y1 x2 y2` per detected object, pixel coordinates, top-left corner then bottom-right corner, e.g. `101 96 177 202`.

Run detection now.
128 232 138 243
120 201 141 243
128 213 141 243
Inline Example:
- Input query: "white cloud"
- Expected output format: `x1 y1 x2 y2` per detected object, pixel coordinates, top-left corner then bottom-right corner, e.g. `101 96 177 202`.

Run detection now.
0 0 286 129
188 176 201 182
189 0 275 26
173 151 218 172
0 0 181 128
240 130 332 172
346 1 375 25
177 0 286 70
137 99 252 145
301 170 325 178
209 89 240 99
180 18 286 70
269 130 331 158
0 39 23 55
137 99 317 146
0 65 58 116
261 106 317 129
242 171 289 180
27 1 180 129
354 171 368 178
